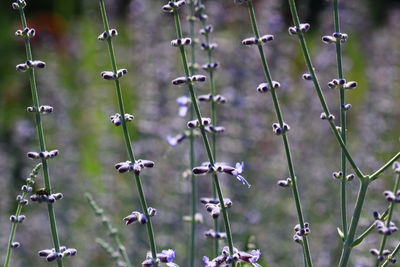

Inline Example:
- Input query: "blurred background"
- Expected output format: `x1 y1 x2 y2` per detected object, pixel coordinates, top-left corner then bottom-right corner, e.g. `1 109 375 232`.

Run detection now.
0 0 399 266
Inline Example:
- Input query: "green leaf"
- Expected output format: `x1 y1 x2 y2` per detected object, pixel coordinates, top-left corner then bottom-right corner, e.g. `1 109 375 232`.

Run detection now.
337 227 345 241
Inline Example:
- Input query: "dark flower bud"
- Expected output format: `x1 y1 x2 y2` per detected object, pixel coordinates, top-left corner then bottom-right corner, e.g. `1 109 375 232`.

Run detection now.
52 193 63 200
172 76 190 86
123 212 140 225
139 213 148 224
148 207 157 217
322 35 337 44
384 190 396 202
39 105 53 114
16 63 29 72
27 151 40 159
11 242 20 248
277 178 292 187
260 34 274 43
46 252 61 262
192 166 210 175
198 94 213 102
116 69 128 78
241 37 258 46
32 60 46 69
344 81 357 90
101 71 117 80
299 23 310 32
171 38 192 47
288 26 297 36
369 248 379 256
190 75 206 82
302 73 313 81
346 174 355 181
213 94 226 104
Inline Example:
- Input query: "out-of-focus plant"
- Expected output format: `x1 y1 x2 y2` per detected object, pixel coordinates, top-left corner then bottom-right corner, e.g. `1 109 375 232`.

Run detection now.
96 0 177 266
10 1 76 266
3 163 41 267
85 193 132 267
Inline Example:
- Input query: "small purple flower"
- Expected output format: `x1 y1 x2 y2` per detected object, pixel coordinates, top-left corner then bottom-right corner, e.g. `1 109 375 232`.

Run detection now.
176 96 190 117
231 162 251 188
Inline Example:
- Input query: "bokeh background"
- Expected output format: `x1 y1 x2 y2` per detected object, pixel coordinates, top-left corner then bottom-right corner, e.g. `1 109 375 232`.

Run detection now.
1 0 399 266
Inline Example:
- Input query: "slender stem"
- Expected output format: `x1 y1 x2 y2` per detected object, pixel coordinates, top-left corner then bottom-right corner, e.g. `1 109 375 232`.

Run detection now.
380 242 400 267
286 0 364 180
332 0 348 238
172 8 235 255
200 11 220 258
338 178 369 267
370 152 400 181
98 0 157 259
188 1 197 266
374 174 400 266
85 193 133 267
4 203 23 267
17 8 63 267
352 207 389 247
246 2 313 266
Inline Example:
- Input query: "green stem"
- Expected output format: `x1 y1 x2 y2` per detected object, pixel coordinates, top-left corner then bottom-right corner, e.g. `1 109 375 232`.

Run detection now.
4 201 23 267
98 0 157 259
380 242 400 267
338 178 369 267
374 174 400 266
17 8 63 267
370 152 400 181
246 2 313 266
333 0 348 238
188 1 197 266
200 13 220 258
173 8 235 255
286 0 364 180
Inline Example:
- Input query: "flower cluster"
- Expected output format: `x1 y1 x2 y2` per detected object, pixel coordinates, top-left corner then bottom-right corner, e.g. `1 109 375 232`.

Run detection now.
202 246 261 266
30 191 63 203
192 162 250 187
369 248 396 263
204 229 227 239
16 60 46 72
142 249 178 267
242 35 274 46
27 150 59 160
101 69 128 80
114 159 155 174
271 122 290 135
38 246 77 262
322 32 349 44
257 81 280 93
109 113 134 126
288 23 311 35
201 197 232 219
383 190 400 203
327 78 357 90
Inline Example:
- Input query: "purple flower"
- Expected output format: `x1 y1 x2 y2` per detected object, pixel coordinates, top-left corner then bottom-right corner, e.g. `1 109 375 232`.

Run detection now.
231 162 251 188
176 96 190 117
157 249 177 265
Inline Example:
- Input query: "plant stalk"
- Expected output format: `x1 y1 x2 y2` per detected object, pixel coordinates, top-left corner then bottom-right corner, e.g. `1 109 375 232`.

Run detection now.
17 8 63 267
173 8 235 255
98 0 157 259
338 178 369 267
332 0 348 238
374 174 400 266
246 2 313 266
